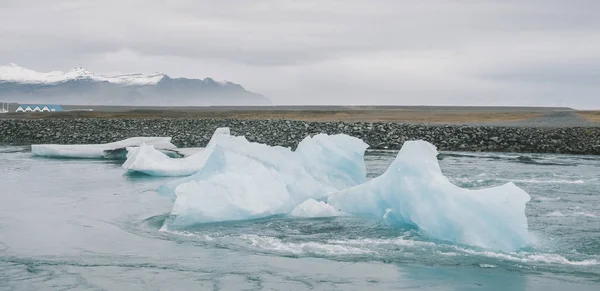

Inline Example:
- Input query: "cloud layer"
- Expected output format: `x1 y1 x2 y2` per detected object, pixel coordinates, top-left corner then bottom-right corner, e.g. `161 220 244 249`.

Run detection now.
1 0 599 108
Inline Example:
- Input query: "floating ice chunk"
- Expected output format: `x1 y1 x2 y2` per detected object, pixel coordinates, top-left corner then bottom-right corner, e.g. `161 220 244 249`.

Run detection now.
31 137 176 159
327 140 531 252
162 134 368 228
123 144 214 176
122 128 230 176
290 199 340 218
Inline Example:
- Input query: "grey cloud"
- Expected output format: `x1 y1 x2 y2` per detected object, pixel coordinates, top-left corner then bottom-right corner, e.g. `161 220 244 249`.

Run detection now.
1 0 599 108
483 60 600 87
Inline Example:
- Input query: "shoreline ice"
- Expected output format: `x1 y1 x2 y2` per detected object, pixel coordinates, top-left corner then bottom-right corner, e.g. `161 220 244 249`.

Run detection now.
31 137 176 159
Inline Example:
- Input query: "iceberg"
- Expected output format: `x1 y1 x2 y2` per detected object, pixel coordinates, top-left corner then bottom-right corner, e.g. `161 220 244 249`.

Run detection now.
327 140 531 252
31 137 176 159
122 127 230 177
158 135 530 251
161 133 368 228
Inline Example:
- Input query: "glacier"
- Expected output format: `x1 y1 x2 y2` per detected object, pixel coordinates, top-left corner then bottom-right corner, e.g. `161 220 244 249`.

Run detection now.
122 128 230 176
31 137 176 159
327 141 531 252
161 133 368 228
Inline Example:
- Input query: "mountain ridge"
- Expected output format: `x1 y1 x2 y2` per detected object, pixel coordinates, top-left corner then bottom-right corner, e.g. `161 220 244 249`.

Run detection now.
0 64 269 106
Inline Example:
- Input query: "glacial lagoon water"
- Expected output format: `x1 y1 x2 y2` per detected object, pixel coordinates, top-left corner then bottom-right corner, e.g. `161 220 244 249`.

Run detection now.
0 145 599 290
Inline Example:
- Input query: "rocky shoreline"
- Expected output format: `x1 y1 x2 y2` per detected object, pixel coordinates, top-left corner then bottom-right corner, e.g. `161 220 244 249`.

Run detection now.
1 118 599 155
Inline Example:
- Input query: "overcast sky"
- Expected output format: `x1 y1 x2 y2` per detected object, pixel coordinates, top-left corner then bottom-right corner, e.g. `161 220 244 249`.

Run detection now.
1 0 599 108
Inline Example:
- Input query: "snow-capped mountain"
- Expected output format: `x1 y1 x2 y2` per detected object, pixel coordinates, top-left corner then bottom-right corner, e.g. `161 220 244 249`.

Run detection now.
0 63 166 86
0 64 269 105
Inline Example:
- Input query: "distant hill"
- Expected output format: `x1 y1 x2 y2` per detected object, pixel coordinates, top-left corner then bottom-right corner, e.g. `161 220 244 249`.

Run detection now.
0 63 270 106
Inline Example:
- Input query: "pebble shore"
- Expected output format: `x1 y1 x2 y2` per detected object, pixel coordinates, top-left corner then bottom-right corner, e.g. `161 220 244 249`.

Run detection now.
1 118 599 155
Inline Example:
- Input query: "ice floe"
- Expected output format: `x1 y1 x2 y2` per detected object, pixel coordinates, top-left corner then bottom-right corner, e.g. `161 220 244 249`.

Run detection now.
31 137 176 159
122 128 230 176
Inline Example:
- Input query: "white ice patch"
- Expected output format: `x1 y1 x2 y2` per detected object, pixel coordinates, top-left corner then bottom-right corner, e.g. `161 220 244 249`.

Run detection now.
290 199 340 218
122 128 230 176
327 140 531 252
161 133 368 227
31 137 176 159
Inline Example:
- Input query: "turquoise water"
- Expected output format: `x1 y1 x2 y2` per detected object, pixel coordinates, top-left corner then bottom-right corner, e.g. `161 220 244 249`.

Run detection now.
0 145 599 290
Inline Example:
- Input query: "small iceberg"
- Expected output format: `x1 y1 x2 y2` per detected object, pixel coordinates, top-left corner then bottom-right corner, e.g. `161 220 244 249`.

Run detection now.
327 140 531 252
161 133 368 228
31 137 176 159
122 127 230 177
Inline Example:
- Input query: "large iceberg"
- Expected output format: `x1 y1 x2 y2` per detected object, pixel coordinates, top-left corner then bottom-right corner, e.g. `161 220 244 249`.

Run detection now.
327 141 531 252
122 128 230 176
31 137 176 159
161 133 368 228
158 135 531 251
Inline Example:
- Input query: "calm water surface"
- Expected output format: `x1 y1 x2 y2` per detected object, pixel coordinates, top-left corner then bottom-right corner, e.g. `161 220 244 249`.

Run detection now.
0 146 599 290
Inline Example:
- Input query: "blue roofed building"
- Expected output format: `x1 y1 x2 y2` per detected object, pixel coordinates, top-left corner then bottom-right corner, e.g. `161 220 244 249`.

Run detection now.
15 104 64 113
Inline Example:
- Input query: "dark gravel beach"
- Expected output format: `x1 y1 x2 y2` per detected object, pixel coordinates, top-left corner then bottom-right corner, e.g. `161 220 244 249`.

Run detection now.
1 108 599 154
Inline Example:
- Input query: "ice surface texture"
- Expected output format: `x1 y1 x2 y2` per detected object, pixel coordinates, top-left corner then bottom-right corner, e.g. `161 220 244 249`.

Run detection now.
161 133 368 228
122 128 230 176
31 137 176 159
327 141 531 252
290 198 340 218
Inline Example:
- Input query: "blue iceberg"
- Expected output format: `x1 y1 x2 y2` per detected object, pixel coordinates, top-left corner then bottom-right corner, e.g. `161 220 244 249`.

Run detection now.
327 141 531 251
161 133 368 228
159 134 531 252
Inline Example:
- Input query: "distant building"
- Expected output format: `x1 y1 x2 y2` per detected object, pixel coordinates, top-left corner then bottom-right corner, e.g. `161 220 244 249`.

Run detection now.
15 104 64 113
